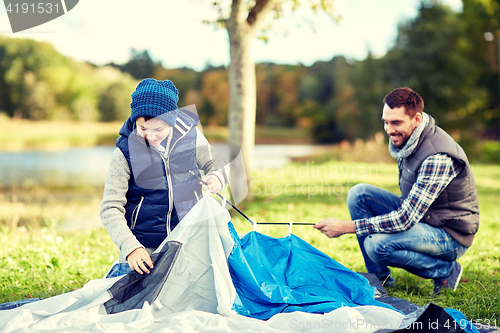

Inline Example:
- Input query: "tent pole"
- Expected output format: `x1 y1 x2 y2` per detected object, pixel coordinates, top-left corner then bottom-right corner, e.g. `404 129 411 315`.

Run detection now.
189 170 315 226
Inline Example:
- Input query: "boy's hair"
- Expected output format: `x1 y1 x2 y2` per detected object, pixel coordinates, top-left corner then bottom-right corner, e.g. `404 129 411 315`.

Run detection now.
383 87 424 118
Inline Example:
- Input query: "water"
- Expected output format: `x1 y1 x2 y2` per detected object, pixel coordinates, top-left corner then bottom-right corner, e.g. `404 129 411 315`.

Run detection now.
0 145 316 188
0 146 115 187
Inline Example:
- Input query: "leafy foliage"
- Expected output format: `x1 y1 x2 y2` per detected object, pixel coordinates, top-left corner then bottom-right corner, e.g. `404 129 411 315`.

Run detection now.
107 49 161 80
0 36 136 122
0 0 498 149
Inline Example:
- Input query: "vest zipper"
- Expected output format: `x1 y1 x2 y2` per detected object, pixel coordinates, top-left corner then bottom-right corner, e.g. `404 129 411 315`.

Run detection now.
166 125 192 234
131 196 144 230
164 159 174 235
154 124 193 235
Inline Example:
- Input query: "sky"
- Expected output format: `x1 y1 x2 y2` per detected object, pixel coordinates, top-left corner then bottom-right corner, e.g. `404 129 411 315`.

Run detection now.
0 0 462 71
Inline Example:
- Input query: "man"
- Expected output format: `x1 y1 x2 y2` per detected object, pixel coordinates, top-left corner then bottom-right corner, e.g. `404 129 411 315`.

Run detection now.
314 87 479 294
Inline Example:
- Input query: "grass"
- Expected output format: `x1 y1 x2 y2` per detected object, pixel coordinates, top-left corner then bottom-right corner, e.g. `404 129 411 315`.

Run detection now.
0 160 498 323
0 224 116 301
0 117 311 151
160 124 310 144
228 161 500 322
0 185 104 229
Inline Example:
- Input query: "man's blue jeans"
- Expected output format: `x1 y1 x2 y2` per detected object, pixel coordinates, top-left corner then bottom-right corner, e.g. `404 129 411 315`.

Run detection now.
347 184 467 280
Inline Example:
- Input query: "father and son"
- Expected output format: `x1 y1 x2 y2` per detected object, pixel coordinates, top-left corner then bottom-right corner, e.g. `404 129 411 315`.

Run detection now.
101 79 479 295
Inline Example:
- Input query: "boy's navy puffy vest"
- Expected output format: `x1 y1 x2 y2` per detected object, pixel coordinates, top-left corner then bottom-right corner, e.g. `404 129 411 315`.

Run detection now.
398 116 479 247
116 110 202 248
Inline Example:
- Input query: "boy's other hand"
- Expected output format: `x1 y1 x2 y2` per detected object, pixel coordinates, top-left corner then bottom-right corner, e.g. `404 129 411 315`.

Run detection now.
202 175 222 194
126 248 154 274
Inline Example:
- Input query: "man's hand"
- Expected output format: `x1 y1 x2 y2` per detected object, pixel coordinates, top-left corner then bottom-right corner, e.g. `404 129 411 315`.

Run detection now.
314 217 356 238
126 248 154 274
202 175 222 194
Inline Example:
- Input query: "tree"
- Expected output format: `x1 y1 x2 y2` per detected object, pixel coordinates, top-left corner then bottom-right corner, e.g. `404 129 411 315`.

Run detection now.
0 36 144 122
0 36 67 119
112 49 161 80
93 66 135 122
460 0 500 137
201 69 230 125
211 0 336 201
387 2 484 127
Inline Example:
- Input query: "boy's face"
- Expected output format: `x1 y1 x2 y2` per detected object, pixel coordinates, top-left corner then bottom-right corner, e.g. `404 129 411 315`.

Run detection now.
136 117 171 147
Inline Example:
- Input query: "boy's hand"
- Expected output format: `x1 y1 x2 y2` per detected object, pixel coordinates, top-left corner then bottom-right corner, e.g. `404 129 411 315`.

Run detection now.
126 248 154 274
202 175 222 194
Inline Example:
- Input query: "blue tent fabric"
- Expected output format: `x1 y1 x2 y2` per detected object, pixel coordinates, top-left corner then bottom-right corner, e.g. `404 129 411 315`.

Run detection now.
227 222 398 320
445 308 481 333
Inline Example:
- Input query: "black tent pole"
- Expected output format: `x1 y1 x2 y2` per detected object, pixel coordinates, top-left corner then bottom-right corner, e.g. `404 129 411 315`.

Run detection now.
189 170 255 223
189 170 315 226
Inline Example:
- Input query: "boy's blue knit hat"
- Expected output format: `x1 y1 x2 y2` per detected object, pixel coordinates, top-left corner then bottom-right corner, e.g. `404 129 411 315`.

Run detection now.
130 78 179 126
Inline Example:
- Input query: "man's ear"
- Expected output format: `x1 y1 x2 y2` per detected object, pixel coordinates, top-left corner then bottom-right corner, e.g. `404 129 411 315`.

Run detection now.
413 112 422 127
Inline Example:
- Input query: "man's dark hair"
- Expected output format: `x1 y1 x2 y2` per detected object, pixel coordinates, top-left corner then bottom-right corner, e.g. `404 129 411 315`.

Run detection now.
383 87 424 118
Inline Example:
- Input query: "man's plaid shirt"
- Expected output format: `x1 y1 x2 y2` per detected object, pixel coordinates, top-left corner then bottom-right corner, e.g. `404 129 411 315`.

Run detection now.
354 153 462 237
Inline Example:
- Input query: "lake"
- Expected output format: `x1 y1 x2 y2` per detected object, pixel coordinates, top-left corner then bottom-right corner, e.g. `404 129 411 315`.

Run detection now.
0 144 317 188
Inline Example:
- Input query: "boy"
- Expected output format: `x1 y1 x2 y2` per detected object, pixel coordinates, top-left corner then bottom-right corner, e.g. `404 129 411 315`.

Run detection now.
101 78 228 277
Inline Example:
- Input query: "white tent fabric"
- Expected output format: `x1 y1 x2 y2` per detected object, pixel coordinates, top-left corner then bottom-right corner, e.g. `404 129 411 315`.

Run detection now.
0 196 405 333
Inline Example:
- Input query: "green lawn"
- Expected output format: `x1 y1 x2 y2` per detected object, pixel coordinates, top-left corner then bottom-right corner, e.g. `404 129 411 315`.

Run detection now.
0 161 498 322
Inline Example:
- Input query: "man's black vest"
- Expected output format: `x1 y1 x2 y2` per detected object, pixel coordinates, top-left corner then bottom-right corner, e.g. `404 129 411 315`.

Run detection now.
399 116 479 247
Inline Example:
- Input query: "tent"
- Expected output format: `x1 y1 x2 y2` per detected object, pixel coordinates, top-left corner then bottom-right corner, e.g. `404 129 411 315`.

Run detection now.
0 196 479 332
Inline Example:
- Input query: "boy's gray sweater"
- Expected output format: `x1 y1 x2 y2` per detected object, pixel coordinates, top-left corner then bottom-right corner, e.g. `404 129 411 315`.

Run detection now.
100 128 228 263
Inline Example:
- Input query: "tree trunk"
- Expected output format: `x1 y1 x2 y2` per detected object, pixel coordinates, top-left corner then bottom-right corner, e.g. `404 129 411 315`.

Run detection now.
224 0 276 204
226 18 257 203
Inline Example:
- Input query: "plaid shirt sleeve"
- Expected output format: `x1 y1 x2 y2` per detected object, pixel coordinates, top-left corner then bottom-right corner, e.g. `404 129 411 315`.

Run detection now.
354 154 462 237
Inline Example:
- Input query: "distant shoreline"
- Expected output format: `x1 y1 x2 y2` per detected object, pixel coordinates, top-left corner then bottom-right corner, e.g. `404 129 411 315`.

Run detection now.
0 118 311 152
